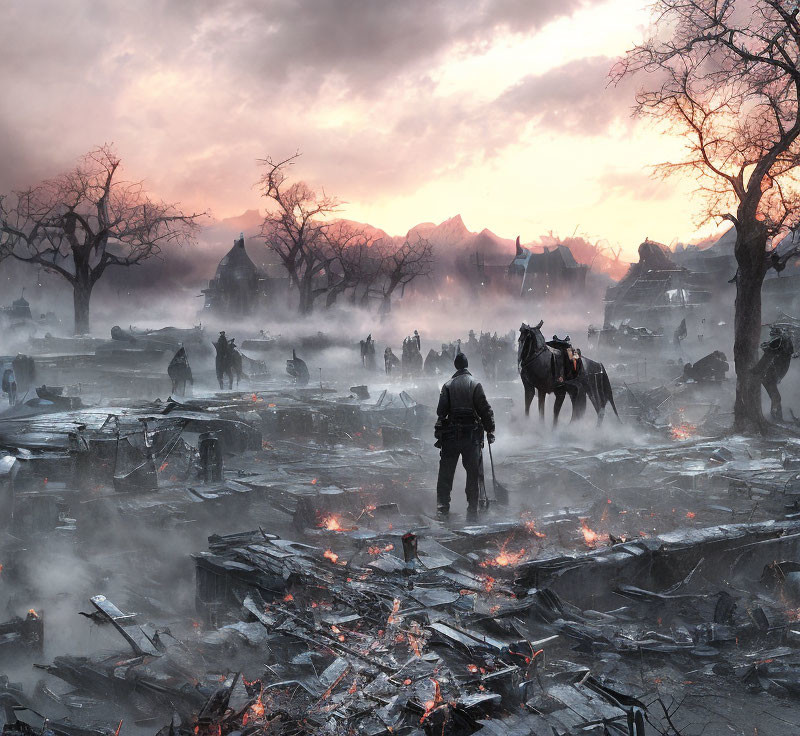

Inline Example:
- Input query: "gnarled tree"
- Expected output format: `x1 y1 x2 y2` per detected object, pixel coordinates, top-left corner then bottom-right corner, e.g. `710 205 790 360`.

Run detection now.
379 235 434 313
258 153 339 315
613 0 800 432
0 146 203 334
321 221 383 308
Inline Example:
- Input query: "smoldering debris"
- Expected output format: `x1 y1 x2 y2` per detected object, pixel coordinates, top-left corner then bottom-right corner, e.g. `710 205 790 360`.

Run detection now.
3 320 800 736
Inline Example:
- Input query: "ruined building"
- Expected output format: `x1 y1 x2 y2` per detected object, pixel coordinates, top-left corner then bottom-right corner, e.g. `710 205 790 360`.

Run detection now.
202 234 269 317
603 238 713 329
508 236 588 298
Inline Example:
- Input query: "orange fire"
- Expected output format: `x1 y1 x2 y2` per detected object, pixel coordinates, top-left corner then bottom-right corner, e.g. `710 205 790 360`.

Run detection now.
323 549 340 564
28 609 38 617
318 514 356 532
670 422 697 440
685 511 696 519
321 515 343 531
158 461 169 473
480 539 526 568
407 621 425 657
387 598 401 625
482 575 495 593
580 518 600 548
243 693 266 725
524 519 546 539
420 678 443 723
367 543 394 555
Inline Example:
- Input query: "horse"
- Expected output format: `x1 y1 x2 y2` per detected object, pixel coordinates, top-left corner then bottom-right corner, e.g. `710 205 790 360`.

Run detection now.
168 346 193 396
214 336 234 390
518 320 619 426
229 347 246 388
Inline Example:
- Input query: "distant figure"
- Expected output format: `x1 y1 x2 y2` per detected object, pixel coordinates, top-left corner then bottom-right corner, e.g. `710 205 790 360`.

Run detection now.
360 334 376 371
384 346 400 375
434 353 495 523
213 331 233 390
673 318 687 348
287 349 310 385
11 354 35 395
466 330 479 354
752 326 796 421
168 346 193 396
1 367 17 406
402 335 423 377
413 330 421 352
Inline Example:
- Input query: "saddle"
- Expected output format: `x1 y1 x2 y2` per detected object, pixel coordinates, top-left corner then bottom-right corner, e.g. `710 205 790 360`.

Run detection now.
551 347 582 383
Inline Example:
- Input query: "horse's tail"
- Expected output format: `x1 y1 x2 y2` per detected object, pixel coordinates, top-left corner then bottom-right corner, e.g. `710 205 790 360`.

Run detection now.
602 365 621 421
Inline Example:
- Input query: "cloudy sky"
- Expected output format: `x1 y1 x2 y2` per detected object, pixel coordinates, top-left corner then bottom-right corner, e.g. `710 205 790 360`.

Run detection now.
0 0 712 257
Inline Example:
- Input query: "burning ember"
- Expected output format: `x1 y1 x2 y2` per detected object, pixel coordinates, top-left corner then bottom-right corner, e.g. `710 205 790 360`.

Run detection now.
482 575 495 593
580 518 600 548
318 514 355 532
670 422 697 440
521 512 547 539
368 543 394 555
686 511 696 519
420 678 444 723
323 549 340 564
27 609 38 618
480 540 526 568
387 598 401 625
158 461 169 472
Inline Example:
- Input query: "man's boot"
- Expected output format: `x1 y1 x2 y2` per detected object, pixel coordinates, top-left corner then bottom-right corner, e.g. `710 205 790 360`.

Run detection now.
436 504 449 520
465 505 478 523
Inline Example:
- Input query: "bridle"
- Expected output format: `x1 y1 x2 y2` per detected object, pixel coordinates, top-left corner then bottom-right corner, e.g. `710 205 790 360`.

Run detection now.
518 328 548 369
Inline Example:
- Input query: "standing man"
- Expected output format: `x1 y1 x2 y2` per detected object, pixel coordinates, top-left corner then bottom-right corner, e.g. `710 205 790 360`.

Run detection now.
434 353 495 522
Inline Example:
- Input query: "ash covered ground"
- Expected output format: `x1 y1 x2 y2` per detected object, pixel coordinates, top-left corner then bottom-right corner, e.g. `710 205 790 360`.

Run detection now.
1 300 800 736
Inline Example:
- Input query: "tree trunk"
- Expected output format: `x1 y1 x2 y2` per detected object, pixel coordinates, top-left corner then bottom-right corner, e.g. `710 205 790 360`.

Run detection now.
73 280 92 335
732 222 767 433
298 276 314 315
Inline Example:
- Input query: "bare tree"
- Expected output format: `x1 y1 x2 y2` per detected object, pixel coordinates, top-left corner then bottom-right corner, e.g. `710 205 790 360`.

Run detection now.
379 235 434 312
0 146 203 334
258 153 340 315
613 0 800 432
322 221 383 308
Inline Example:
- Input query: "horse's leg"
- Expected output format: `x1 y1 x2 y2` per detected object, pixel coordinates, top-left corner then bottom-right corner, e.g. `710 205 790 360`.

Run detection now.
765 380 782 421
538 391 546 422
553 390 565 428
524 385 534 417
571 387 587 420
216 369 223 390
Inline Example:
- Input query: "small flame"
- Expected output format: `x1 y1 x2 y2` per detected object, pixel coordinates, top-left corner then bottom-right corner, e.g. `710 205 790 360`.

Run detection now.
580 518 600 548
686 511 696 519
322 515 343 531
158 461 168 472
387 598 401 626
480 539 526 567
420 678 443 723
28 609 38 618
368 543 394 555
482 575 495 593
323 549 340 564
670 422 697 440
